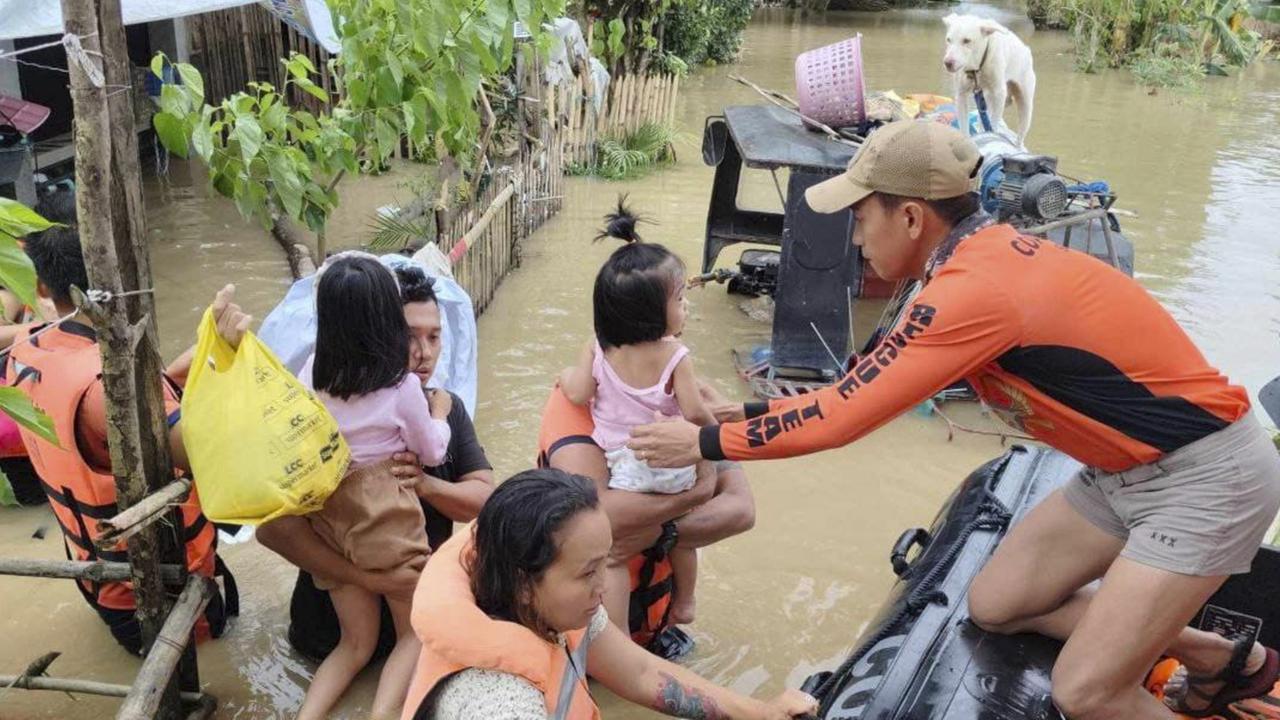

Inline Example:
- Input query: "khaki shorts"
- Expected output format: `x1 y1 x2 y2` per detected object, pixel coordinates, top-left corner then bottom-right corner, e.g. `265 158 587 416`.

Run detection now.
1064 411 1280 577
308 458 429 590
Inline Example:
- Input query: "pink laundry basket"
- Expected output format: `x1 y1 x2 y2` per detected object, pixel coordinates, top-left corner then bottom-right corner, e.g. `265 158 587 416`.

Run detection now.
794 35 867 130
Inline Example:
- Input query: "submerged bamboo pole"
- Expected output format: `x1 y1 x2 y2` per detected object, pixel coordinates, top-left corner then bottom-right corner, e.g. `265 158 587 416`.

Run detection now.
0 651 212 715
0 558 185 585
0 675 208 704
117 577 214 720
451 180 516 269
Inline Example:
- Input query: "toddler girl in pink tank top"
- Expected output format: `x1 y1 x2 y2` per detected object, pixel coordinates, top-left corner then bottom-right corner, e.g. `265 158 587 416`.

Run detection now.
560 199 715 628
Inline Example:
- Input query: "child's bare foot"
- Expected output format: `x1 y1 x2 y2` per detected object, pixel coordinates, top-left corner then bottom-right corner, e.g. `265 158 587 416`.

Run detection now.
669 596 696 625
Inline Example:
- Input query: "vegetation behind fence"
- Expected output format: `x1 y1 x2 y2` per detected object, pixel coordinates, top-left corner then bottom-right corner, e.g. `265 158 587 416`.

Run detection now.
173 6 652 316
439 139 565 316
555 71 681 171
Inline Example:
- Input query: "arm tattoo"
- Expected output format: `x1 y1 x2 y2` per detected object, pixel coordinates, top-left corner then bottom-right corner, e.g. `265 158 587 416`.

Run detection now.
654 672 725 720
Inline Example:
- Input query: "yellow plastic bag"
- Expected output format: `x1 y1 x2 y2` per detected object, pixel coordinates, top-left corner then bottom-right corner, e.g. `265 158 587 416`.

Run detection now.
181 307 349 525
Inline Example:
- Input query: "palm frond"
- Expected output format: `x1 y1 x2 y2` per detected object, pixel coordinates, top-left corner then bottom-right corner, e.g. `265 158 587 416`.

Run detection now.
366 211 433 251
575 122 681 181
1252 0 1280 22
1203 9 1260 62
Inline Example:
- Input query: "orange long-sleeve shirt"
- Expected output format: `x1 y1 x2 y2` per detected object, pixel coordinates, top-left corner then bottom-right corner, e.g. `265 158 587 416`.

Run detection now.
702 221 1249 473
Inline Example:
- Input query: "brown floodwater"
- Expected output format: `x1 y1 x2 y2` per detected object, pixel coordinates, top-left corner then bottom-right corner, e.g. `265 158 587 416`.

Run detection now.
3 6 1279 718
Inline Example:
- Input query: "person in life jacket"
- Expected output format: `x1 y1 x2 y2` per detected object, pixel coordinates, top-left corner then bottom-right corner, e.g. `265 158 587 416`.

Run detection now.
535 385 755 654
627 120 1280 719
9 222 237 655
403 468 816 720
0 188 79 507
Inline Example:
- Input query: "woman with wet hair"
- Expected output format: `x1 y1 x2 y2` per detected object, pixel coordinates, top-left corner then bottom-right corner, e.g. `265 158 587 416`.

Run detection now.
404 467 817 720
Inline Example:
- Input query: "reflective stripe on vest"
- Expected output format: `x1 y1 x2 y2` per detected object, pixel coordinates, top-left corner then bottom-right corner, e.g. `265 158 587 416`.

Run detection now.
553 627 594 720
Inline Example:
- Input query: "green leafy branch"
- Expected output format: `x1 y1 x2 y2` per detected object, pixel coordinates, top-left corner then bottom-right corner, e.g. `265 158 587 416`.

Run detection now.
150 0 565 260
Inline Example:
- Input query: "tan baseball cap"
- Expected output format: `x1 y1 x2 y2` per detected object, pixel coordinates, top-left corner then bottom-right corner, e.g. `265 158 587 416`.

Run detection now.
805 120 983 214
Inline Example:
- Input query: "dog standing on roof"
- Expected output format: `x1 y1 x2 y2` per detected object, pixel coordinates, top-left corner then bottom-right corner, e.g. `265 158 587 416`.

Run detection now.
942 13 1037 144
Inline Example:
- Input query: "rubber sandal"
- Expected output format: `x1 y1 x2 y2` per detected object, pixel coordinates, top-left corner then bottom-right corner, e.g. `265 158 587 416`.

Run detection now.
1227 693 1280 720
1168 638 1280 718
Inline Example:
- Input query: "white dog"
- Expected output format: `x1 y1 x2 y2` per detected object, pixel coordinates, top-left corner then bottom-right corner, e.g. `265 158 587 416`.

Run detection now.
942 14 1036 143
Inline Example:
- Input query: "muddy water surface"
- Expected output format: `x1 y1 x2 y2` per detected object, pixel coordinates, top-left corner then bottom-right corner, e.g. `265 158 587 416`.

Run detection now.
3 6 1279 718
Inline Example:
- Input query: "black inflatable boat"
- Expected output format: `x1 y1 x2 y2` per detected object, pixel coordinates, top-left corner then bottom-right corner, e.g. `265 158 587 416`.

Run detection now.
802 444 1280 720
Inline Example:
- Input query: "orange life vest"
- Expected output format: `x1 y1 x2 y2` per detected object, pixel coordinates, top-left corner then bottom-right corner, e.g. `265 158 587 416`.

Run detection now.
402 530 601 720
628 550 675 648
8 322 226 625
536 385 675 649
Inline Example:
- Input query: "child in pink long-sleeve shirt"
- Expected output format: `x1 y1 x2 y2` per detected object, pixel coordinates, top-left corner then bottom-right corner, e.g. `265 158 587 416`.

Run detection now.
296 254 450 720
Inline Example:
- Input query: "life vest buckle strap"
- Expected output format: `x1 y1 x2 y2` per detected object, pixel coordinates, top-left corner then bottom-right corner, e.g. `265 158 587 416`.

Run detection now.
41 476 119 520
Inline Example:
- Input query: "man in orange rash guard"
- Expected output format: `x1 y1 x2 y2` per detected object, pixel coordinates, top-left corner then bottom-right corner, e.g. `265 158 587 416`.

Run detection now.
628 121 1280 719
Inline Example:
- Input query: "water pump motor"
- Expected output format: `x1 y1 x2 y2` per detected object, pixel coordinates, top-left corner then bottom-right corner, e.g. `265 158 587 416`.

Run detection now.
996 154 1069 222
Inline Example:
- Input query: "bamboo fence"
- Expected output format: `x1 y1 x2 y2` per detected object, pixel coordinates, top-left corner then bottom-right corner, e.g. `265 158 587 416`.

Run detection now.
553 71 681 168
435 138 564 317
186 4 335 113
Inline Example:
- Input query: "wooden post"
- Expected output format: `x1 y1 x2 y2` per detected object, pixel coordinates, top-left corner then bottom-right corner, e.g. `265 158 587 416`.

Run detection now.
624 73 635 133
641 75 653 129
564 84 576 163
269 10 287 92
665 75 675 126
652 75 662 125
669 73 680 127
631 74 642 132
626 73 638 133
613 73 626 135
238 6 255 85
604 77 616 137
654 74 663 127
641 75 651 129
611 74 623 135
61 1 195 718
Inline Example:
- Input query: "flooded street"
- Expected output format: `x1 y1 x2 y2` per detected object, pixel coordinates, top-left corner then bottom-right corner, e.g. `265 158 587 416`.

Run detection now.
3 5 1279 718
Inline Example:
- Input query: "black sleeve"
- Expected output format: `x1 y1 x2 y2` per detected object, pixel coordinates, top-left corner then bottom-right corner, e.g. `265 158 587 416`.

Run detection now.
443 391 492 478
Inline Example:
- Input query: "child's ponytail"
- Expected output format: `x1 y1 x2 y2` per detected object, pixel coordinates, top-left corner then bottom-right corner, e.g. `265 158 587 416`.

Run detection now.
593 194 650 244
